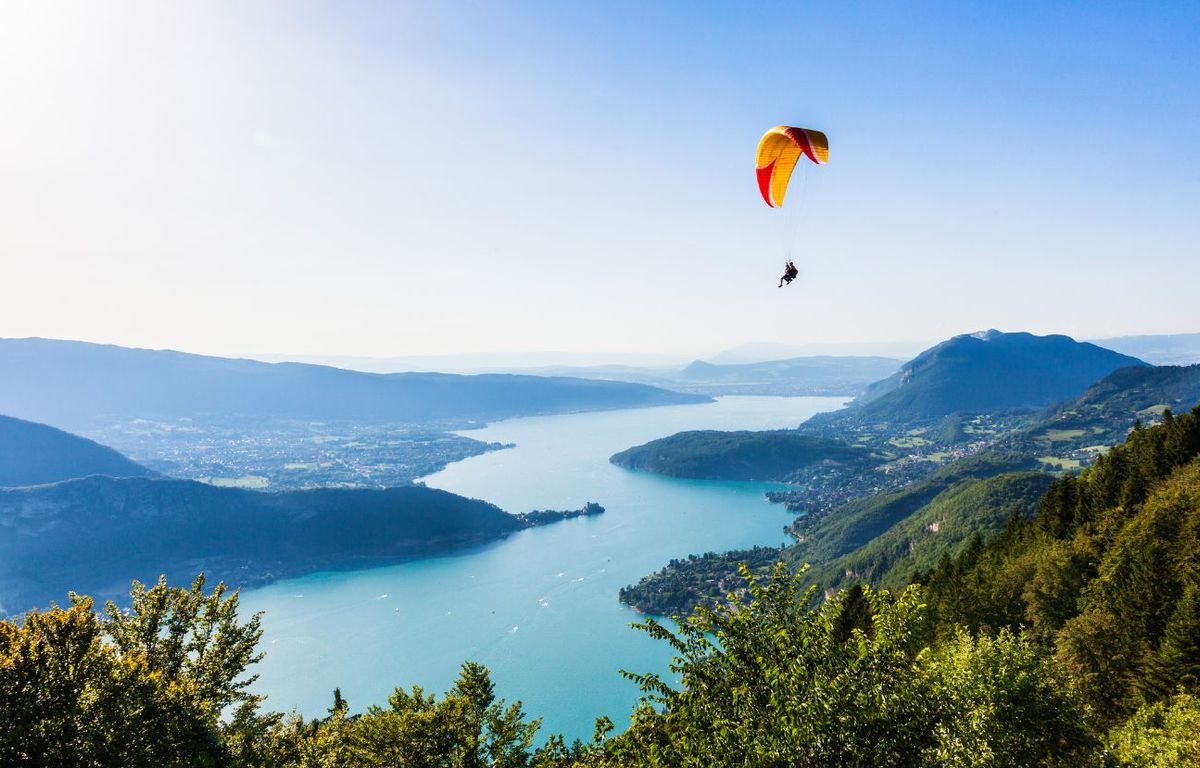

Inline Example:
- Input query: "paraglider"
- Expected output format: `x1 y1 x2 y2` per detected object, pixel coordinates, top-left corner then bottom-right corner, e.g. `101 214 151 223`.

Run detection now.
755 126 829 208
756 126 828 287
778 260 798 288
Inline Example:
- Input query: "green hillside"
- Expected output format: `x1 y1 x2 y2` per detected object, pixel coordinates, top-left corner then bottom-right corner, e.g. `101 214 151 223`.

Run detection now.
607 332 1158 535
617 364 1200 619
810 471 1054 590
785 451 1040 565
858 330 1144 415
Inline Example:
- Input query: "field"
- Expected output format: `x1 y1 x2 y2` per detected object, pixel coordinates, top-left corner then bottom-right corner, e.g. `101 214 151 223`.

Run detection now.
888 435 932 449
1040 428 1087 443
1037 456 1082 471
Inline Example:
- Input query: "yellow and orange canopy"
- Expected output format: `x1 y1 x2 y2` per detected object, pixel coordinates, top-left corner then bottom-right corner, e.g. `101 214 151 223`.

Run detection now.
755 126 829 208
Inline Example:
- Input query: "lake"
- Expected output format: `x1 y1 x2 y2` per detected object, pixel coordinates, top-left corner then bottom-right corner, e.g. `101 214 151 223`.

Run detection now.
239 395 847 740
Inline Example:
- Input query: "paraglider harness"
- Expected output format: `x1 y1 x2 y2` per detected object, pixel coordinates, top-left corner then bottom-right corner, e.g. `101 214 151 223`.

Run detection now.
778 261 799 288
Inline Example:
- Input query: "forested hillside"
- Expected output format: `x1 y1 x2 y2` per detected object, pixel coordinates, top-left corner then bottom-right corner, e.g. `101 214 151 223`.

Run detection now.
718 330 1152 459
809 470 1055 590
608 333 1165 534
920 405 1200 725
610 430 877 481
0 478 527 613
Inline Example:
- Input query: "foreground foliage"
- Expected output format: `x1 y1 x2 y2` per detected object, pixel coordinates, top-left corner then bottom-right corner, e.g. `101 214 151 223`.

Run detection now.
1105 694 1200 767
604 565 1092 767
0 568 1101 767
0 575 260 767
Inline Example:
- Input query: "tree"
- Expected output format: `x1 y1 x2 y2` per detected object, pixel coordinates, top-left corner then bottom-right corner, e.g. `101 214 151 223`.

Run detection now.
923 628 1091 767
1055 609 1138 724
0 595 226 767
342 663 541 768
1106 694 1200 767
103 574 264 717
1140 586 1200 704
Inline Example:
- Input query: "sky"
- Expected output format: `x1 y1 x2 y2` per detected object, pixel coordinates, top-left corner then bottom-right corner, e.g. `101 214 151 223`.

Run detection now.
1 1 1197 362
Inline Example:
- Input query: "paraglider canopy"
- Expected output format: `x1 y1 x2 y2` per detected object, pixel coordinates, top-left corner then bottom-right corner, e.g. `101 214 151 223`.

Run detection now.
755 126 829 208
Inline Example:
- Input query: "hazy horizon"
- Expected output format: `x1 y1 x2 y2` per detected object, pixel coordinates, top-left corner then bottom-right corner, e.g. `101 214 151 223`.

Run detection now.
6 327 1200 374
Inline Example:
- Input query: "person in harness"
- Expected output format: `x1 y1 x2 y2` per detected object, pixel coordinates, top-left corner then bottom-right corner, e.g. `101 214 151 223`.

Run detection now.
778 260 799 288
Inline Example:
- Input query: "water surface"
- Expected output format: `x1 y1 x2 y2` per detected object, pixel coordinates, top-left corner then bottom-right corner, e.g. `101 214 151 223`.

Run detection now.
241 395 846 739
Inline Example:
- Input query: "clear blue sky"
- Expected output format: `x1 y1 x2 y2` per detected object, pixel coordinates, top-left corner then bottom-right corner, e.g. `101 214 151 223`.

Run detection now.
1 1 1196 360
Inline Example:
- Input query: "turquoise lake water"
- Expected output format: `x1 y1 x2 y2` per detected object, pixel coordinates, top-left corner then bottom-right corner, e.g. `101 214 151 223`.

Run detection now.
239 395 846 740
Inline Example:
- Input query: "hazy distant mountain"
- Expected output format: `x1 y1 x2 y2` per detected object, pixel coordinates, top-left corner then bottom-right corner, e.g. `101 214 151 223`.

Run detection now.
0 338 707 432
709 340 931 365
241 350 695 374
674 356 901 396
1089 332 1200 366
506 363 680 386
511 356 901 397
847 330 1146 421
0 415 155 487
0 476 527 613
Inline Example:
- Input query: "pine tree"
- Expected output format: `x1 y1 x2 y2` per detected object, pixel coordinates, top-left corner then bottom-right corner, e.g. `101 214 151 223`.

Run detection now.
830 583 874 643
1141 586 1200 704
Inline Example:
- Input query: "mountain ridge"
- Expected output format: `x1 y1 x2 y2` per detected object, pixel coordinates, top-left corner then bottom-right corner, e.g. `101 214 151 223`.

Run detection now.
849 330 1147 420
0 337 708 432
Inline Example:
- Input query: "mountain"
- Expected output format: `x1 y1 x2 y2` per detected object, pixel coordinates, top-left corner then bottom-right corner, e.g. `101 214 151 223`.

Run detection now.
0 338 707 432
525 356 901 397
0 415 155 486
826 330 1146 427
1090 332 1200 365
0 476 529 613
610 431 878 481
